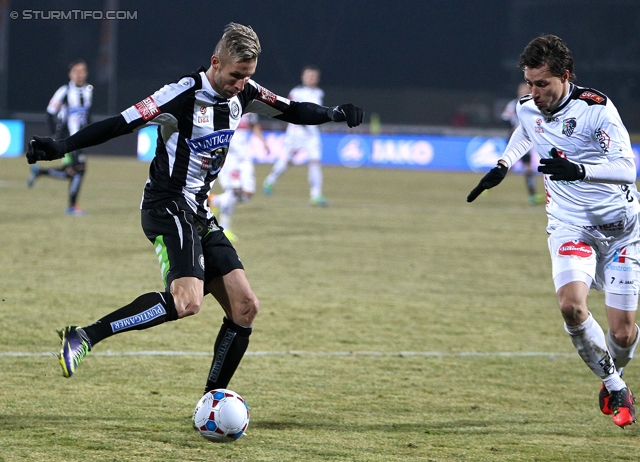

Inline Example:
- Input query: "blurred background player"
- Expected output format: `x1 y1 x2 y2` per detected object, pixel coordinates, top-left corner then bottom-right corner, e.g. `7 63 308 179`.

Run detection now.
209 112 269 242
501 82 544 205
262 65 327 205
28 60 93 216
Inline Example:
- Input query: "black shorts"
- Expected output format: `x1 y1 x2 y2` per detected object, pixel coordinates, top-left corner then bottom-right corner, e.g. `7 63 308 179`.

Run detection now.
141 203 244 290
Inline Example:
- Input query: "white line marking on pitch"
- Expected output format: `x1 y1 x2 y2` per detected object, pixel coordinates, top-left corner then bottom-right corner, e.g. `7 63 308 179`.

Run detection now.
0 350 576 358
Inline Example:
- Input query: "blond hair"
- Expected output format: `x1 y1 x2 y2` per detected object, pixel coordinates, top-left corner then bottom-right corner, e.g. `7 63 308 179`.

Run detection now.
214 23 261 62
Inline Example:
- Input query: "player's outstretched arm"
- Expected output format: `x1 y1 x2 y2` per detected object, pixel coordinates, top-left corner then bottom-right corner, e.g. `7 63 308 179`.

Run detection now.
466 162 508 202
26 114 138 165
275 101 364 127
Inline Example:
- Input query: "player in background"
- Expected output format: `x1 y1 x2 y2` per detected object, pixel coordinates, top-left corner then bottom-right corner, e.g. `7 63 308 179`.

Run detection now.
468 35 638 428
501 82 544 205
27 23 363 397
209 112 269 242
262 65 327 206
28 60 93 216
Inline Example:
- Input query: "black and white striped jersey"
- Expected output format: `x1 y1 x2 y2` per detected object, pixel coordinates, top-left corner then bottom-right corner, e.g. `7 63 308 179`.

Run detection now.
47 81 93 135
121 68 309 219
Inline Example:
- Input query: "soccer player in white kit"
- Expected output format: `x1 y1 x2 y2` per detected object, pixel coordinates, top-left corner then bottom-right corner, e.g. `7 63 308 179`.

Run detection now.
209 112 269 241
262 65 327 205
468 35 638 428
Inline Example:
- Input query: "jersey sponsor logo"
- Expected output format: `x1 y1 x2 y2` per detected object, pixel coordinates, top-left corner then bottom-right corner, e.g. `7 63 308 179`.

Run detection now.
545 116 559 123
230 101 240 119
535 117 544 134
579 91 605 103
614 246 627 263
186 129 234 154
562 117 577 136
257 86 277 105
196 105 210 124
595 128 610 152
134 96 161 121
558 240 594 259
110 303 166 333
200 147 227 175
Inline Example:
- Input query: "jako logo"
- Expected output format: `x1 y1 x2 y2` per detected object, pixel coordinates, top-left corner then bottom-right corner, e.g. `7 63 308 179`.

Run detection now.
337 135 368 168
466 137 507 172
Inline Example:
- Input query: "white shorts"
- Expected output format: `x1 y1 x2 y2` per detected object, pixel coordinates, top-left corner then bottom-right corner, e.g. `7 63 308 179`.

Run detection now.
548 214 640 310
218 154 255 193
282 132 322 162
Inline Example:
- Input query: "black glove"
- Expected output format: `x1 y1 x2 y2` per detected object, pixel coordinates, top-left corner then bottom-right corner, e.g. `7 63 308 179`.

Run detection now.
330 104 364 128
26 136 67 165
538 148 585 181
467 163 508 202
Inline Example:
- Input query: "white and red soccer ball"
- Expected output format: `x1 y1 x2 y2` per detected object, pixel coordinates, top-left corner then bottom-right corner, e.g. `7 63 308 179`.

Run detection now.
193 389 250 442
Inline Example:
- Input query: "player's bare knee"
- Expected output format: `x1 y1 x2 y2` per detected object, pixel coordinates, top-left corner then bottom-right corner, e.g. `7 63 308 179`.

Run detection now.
559 302 587 325
175 296 203 318
610 326 637 348
233 295 259 326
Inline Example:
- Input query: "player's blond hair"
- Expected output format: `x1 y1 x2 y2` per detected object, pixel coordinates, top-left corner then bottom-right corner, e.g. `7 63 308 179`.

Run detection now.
214 23 261 62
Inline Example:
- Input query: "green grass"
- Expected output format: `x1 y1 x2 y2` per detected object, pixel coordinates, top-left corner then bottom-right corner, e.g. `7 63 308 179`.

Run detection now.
1 156 639 461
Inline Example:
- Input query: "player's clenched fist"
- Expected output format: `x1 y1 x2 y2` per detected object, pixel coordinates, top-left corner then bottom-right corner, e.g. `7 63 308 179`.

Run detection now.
26 136 67 164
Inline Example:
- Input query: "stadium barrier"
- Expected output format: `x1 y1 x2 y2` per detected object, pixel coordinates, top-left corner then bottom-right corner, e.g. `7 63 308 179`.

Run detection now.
137 126 640 174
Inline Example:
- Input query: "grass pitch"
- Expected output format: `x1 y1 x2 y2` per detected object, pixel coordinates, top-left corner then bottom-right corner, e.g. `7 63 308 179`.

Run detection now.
1 156 639 461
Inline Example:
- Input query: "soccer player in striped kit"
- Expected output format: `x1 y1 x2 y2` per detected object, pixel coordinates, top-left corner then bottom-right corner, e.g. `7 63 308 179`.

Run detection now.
28 60 92 215
27 23 363 398
468 35 638 427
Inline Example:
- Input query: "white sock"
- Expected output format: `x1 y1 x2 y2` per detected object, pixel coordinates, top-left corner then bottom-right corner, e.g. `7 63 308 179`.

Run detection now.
606 324 640 372
308 162 323 199
218 191 237 230
565 313 625 391
266 156 289 184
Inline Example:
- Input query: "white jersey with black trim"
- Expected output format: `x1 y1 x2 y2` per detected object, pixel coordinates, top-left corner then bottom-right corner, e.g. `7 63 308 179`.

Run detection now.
502 83 640 226
121 68 292 219
47 81 93 135
285 85 324 137
227 113 258 162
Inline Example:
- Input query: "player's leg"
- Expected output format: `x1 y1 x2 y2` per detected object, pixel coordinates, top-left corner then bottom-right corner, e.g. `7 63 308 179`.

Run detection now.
307 135 326 205
66 166 86 215
263 136 294 195
57 204 205 377
550 229 633 426
598 236 640 423
200 231 257 393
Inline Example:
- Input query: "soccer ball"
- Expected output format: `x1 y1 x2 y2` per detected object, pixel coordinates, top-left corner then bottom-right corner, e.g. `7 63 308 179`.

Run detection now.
193 389 250 442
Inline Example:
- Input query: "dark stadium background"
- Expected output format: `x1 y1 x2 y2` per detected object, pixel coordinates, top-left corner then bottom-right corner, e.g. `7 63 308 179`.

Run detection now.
3 0 640 129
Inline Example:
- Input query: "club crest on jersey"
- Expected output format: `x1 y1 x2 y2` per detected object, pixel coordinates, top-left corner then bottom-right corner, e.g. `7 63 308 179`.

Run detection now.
186 129 234 155
595 128 610 153
558 241 594 259
230 101 240 119
562 118 577 136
